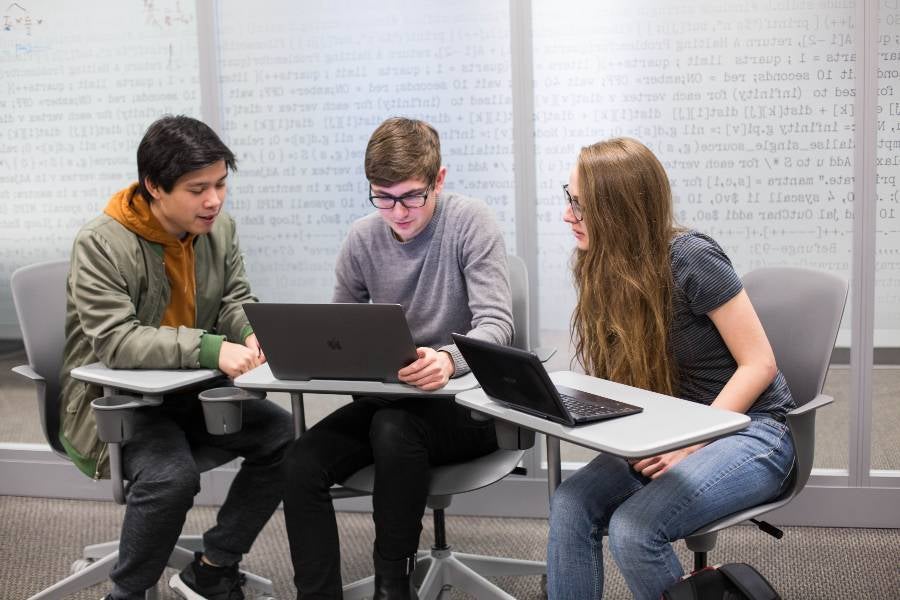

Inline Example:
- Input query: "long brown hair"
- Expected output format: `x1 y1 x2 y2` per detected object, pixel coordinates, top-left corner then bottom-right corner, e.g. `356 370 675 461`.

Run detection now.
570 138 681 395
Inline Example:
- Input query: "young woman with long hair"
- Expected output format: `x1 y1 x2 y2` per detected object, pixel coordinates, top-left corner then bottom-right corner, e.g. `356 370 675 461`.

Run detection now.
547 138 796 600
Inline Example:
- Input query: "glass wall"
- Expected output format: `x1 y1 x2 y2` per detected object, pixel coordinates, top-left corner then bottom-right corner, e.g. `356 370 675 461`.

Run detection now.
0 1 894 490
217 0 515 304
874 1 900 473
0 1 201 339
0 1 200 443
531 0 856 468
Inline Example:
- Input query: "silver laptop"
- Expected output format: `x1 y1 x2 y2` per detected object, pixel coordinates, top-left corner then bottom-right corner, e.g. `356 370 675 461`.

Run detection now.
243 303 418 382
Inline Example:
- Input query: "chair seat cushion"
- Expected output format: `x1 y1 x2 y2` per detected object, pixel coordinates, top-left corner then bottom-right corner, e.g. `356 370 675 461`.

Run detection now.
340 448 525 498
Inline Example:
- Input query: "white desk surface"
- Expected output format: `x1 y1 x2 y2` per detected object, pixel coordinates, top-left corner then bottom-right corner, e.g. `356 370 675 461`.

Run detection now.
70 362 220 395
235 363 479 397
455 370 750 459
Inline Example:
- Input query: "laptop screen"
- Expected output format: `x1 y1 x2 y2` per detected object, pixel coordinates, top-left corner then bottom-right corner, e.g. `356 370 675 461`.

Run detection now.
453 334 565 419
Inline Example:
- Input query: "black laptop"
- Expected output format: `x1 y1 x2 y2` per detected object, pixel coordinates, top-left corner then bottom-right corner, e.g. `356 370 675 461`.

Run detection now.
243 303 418 382
452 333 642 426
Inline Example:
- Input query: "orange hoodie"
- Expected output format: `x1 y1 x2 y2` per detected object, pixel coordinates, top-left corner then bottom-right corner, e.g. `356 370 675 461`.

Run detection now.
105 183 197 329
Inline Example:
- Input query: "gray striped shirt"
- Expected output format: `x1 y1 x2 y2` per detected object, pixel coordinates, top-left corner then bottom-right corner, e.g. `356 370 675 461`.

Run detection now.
670 231 794 416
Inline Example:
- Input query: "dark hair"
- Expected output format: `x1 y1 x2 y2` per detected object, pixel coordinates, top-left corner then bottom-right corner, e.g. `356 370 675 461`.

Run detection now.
137 115 237 201
364 117 441 187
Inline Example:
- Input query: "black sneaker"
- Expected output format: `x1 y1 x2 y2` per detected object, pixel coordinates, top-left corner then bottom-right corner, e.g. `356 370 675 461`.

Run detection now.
169 552 246 600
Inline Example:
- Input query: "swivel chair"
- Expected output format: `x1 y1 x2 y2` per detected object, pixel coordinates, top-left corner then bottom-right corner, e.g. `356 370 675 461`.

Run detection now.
335 255 547 600
11 260 274 600
684 267 848 570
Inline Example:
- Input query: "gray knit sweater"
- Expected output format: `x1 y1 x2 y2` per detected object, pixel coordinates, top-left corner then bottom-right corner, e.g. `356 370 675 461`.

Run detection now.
332 191 513 375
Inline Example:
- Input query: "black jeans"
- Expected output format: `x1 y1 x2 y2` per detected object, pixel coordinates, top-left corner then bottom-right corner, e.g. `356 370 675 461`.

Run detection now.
110 385 294 600
282 395 498 599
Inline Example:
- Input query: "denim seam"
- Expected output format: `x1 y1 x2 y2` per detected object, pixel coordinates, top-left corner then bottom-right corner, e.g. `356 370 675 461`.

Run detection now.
589 524 603 599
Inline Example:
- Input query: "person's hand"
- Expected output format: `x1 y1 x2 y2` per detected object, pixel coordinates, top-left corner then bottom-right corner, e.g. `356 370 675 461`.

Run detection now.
629 443 706 479
243 333 266 364
218 340 262 378
398 347 456 391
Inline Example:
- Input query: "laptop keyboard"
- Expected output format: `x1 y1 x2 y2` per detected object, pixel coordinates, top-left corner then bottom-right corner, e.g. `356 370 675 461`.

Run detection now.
559 392 625 417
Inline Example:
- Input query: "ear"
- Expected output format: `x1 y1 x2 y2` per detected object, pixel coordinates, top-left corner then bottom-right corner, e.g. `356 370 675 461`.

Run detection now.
144 177 163 201
432 166 448 196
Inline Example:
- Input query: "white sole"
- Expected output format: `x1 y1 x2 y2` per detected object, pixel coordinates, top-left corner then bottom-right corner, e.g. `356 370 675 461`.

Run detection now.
168 572 207 600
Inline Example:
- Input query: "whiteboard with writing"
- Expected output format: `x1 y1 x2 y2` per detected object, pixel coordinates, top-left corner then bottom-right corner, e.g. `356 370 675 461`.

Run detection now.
1 1 897 348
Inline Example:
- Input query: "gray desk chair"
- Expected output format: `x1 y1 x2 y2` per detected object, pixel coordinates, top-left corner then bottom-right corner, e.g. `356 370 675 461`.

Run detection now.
684 267 848 570
11 260 274 600
333 255 546 600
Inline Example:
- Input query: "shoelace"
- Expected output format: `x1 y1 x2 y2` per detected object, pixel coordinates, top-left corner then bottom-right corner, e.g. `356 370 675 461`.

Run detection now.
225 571 246 599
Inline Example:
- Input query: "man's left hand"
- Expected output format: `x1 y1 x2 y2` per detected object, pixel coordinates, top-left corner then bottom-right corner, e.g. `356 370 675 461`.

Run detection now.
398 347 455 391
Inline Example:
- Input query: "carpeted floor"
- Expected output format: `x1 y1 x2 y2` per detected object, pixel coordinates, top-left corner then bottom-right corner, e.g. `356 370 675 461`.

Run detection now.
1 496 897 599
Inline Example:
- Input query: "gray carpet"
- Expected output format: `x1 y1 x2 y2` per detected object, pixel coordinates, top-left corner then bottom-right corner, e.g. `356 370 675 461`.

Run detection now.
1 496 898 599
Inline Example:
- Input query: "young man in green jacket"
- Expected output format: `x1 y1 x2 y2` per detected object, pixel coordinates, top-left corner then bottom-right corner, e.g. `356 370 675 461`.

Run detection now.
60 115 293 600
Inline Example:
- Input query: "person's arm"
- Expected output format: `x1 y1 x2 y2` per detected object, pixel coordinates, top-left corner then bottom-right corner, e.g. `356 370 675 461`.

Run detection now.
632 236 778 479
332 232 370 303
633 290 779 477
215 215 259 345
437 201 514 375
69 228 205 369
706 290 778 413
195 216 265 375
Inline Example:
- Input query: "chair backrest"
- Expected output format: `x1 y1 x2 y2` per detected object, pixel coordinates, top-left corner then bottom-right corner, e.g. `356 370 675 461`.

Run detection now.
686 268 847 541
507 254 530 351
742 267 848 407
10 260 70 455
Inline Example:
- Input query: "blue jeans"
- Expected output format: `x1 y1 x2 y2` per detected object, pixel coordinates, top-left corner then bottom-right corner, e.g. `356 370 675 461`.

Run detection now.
546 416 795 600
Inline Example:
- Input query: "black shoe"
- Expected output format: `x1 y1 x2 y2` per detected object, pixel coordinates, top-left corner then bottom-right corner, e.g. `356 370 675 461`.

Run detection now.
373 574 418 600
169 552 246 600
373 550 418 600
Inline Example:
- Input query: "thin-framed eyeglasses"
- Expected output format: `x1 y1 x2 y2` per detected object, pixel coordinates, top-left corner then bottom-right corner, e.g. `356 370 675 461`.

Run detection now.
563 184 584 221
369 184 433 210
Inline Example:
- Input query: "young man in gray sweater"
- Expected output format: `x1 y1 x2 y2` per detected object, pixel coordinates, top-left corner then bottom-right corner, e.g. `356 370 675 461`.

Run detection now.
282 117 513 600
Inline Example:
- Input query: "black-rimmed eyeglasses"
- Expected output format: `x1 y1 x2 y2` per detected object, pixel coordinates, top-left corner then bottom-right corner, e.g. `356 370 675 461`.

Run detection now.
369 184 433 210
563 184 584 221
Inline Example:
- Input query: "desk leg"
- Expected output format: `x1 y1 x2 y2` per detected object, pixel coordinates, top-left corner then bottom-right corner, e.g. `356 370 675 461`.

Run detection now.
291 393 306 439
546 435 561 500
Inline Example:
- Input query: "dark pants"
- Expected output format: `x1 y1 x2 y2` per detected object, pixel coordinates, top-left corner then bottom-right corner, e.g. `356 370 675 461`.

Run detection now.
282 396 498 599
109 386 294 600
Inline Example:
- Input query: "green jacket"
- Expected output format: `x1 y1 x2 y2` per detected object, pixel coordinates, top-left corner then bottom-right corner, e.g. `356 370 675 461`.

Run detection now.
60 209 256 479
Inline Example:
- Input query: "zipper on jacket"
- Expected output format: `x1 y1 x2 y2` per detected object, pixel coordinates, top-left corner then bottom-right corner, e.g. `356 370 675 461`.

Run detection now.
93 443 108 480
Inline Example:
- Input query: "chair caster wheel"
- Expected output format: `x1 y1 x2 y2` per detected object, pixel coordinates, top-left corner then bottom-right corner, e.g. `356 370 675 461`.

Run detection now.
71 558 94 573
